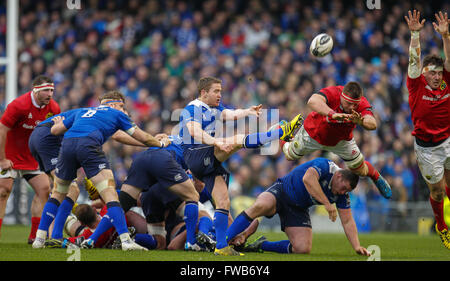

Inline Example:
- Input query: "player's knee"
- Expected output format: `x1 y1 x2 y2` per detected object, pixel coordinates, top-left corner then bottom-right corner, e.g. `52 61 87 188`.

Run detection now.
67 182 80 200
0 186 11 200
215 196 230 210
291 242 311 254
345 153 365 174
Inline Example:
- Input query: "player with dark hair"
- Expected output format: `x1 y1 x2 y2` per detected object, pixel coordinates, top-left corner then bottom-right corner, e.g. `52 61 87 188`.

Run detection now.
404 10 450 249
282 81 392 199
225 158 371 256
32 90 169 250
179 76 303 255
0 75 60 243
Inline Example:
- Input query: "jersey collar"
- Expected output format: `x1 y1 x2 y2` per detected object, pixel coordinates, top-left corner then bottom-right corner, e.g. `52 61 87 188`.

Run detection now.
30 91 44 109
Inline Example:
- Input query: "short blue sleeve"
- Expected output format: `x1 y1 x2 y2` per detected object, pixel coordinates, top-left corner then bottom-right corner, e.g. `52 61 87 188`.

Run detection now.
116 110 136 132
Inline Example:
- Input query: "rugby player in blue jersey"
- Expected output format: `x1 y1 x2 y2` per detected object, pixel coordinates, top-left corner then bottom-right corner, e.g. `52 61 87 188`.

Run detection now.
33 90 169 251
178 76 303 256
83 135 201 251
225 157 371 256
30 106 151 248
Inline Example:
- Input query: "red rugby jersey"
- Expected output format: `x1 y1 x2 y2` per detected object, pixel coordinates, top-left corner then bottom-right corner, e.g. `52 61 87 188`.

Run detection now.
0 91 60 170
303 85 373 146
406 70 450 143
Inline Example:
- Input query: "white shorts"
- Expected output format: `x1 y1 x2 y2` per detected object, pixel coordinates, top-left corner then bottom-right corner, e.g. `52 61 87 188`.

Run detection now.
414 137 450 184
292 127 363 164
0 168 43 179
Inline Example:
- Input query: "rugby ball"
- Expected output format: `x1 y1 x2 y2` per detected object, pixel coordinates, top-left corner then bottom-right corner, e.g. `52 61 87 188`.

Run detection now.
310 33 333 57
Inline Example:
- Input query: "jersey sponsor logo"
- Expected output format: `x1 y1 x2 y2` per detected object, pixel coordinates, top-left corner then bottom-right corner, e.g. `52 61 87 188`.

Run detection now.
421 93 449 102
22 123 34 129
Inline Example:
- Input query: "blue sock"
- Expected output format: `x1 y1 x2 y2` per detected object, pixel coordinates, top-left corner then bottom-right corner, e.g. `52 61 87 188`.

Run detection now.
214 209 229 249
243 128 283 148
226 211 252 243
134 233 157 250
198 216 213 234
89 215 113 243
105 201 129 236
184 201 199 245
38 198 60 232
261 240 292 254
51 197 74 239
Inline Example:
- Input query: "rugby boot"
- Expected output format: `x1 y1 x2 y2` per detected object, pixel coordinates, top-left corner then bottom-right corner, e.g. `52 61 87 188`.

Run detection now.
243 235 267 253
435 224 450 250
214 245 244 256
373 176 392 199
279 114 303 142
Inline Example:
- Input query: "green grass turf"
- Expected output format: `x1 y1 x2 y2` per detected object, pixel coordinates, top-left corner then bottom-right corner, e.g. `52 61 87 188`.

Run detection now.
0 225 449 261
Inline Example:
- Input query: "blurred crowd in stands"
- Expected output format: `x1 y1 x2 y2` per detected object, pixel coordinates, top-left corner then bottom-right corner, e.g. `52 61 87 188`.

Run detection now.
1 0 449 222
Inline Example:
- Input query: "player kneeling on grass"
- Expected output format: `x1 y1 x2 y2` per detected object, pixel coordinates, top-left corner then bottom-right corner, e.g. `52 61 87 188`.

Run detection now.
225 157 371 256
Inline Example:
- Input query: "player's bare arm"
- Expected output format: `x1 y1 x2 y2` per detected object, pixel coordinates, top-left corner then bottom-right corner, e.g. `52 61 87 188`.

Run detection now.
186 120 233 153
433 11 450 71
302 167 337 222
338 208 371 256
221 104 262 121
405 10 425 78
131 127 170 148
111 130 146 147
0 123 12 170
307 94 351 121
50 117 68 136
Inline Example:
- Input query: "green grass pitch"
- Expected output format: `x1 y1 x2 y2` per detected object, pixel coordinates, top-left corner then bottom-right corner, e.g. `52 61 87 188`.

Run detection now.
0 225 449 261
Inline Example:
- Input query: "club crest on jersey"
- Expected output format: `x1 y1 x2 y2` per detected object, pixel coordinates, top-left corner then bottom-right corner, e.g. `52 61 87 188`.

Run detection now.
440 80 447 91
45 112 55 119
28 113 33 119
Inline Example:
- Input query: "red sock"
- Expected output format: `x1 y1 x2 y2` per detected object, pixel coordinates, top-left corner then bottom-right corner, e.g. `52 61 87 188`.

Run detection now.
430 196 447 231
0 218 3 232
364 161 380 181
29 217 40 240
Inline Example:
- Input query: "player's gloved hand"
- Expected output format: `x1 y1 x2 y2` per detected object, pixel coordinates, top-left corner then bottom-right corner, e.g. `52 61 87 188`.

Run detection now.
84 178 100 200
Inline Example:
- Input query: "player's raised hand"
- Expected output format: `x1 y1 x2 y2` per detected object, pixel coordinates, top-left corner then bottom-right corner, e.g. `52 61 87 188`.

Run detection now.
404 10 425 31
248 104 262 117
433 11 450 36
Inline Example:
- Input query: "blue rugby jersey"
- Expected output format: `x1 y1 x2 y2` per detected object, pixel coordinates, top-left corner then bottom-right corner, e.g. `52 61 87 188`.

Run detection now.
178 99 225 149
62 105 136 145
280 157 351 209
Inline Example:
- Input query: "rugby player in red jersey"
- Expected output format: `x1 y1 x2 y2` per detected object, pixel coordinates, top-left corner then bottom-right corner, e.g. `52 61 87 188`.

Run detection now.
282 81 392 199
0 75 60 243
404 10 450 249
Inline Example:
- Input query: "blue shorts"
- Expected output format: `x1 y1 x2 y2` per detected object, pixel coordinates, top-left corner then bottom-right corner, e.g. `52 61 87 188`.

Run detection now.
140 183 182 224
124 149 189 191
265 180 312 231
183 145 230 194
29 124 63 173
55 137 110 180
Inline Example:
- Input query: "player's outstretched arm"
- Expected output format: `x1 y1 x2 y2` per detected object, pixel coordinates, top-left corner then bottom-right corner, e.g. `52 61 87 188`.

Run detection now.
131 127 170 148
404 10 425 78
338 208 371 256
221 104 262 121
111 130 146 147
307 94 350 121
433 11 450 71
186 121 233 153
